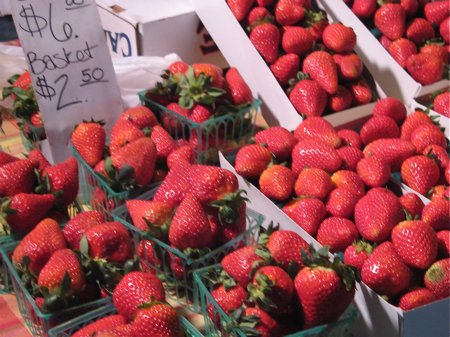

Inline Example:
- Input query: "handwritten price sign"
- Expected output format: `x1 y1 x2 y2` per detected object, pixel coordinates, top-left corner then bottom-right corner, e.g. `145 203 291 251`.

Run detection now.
10 0 123 163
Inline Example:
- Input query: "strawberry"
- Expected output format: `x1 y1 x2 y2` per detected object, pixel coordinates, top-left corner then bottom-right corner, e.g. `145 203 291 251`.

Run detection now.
424 258 450 299
399 287 437 311
429 185 449 201
282 199 299 220
333 53 363 82
168 193 212 251
292 197 326 237
440 16 450 44
113 271 165 321
406 53 444 85
399 193 425 218
437 230 450 259
411 123 447 153
302 51 338 95
294 167 334 200
351 0 378 19
163 102 189 134
167 61 189 81
331 170 366 197
294 244 359 329
401 0 419 17
247 6 272 26
84 221 134 265
422 199 450 232
337 146 364 172
374 4 406 41
12 70 32 92
27 149 51 173
281 26 314 57
231 307 281 337
149 125 178 163
360 116 400 145
293 116 342 148
400 110 433 141
405 18 435 46
325 187 363 218
191 63 224 89
30 111 43 128
254 126 297 162
12 218 67 275
423 145 450 172
322 23 357 54
90 187 121 213
343 240 376 273
392 219 438 269
118 106 158 130
297 0 312 11
420 44 449 65
0 151 19 167
63 210 104 250
250 23 280 64
2 193 56 233
109 119 146 156
372 97 407 125
354 187 405 243
270 53 300 87
222 67 253 106
153 160 191 208
275 0 305 26
138 240 162 274
291 140 342 176
0 158 39 197
166 145 195 169
446 164 450 185
221 245 266 288
362 138 416 172
337 129 362 148
316 217 360 253
132 300 181 337
401 155 440 195
424 0 450 26
227 0 254 21
234 144 272 179
110 137 157 186
71 315 128 337
388 38 418 69
264 229 309 270
361 241 410 298
71 119 106 168
328 85 353 112
380 35 393 49
289 78 328 117
259 164 295 201
345 78 372 106
356 156 391 187
304 10 329 41
186 103 213 124
209 283 248 321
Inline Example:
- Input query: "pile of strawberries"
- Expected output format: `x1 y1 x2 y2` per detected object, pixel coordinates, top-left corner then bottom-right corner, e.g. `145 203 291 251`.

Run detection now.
202 225 359 336
226 0 374 117
345 0 449 85
232 97 449 310
430 88 450 118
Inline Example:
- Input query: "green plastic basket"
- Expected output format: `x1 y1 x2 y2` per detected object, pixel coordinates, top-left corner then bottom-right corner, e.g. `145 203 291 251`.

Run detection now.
112 192 264 313
194 264 359 337
47 302 204 337
71 141 161 221
17 118 45 153
0 241 112 337
138 90 261 165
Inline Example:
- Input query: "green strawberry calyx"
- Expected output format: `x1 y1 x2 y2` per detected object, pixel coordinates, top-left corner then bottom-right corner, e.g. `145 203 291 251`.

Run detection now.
142 217 170 242
203 267 237 290
246 272 277 312
3 84 39 123
0 197 17 236
96 157 138 192
353 240 377 256
257 221 280 246
209 189 249 226
225 306 262 337
39 271 71 313
137 295 165 311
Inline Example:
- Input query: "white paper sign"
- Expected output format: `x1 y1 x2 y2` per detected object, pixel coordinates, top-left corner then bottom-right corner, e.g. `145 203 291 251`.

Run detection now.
9 0 123 163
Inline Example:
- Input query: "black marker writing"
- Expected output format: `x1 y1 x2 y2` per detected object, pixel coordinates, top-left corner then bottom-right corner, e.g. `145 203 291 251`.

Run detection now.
34 75 56 100
19 4 47 38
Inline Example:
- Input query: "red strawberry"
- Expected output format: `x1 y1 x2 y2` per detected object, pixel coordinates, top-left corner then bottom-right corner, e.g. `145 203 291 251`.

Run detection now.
292 197 326 237
302 51 338 94
401 0 419 17
293 116 342 148
411 123 447 153
27 149 51 173
282 198 299 220
84 221 134 265
2 193 56 233
247 6 272 26
337 129 362 148
191 63 224 89
254 126 297 162
401 155 440 195
209 283 248 321
0 151 19 167
429 185 449 201
325 187 363 219
71 120 106 167
126 199 172 238
328 85 353 112
265 230 309 270
322 23 357 54
399 193 425 218
113 271 165 321
440 16 450 44
166 145 195 169
361 241 411 298
0 158 38 197
72 315 128 337
345 78 372 106
132 300 181 337
223 67 253 106
12 70 32 91
406 53 444 85
294 244 359 329
363 138 416 172
317 217 359 254
109 119 145 156
118 106 158 130
149 125 178 163
63 210 103 250
406 18 435 46
297 0 312 11
360 116 400 145
351 0 378 19
163 102 189 134
291 140 342 175
12 218 67 275
400 110 433 141
380 35 392 49
281 26 314 57
354 187 405 243
420 44 449 65
333 53 363 82
259 165 295 201
227 0 254 21
337 146 364 172
398 287 437 311
186 103 213 124
138 240 162 274
437 230 450 259
234 144 272 179
153 160 191 208
374 4 406 41
168 193 212 251
424 0 450 26
331 170 366 196
304 10 329 41
238 307 281 336
343 240 377 273
250 23 280 64
424 258 450 299
270 53 300 86
356 156 391 187
446 164 450 185
275 0 305 26
388 38 418 69
422 199 450 232
167 61 189 81
372 97 407 125
294 167 334 200
289 78 328 117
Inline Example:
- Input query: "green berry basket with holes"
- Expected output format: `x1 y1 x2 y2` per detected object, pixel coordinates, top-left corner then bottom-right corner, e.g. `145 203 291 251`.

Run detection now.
17 118 46 153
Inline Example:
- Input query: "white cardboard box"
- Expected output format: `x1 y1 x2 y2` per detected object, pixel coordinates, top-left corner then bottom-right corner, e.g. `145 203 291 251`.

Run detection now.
96 0 228 68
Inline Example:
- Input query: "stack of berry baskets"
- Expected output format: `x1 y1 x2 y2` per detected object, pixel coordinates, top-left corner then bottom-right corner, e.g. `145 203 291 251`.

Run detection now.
47 302 203 337
138 90 262 165
111 193 264 313
194 263 359 337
